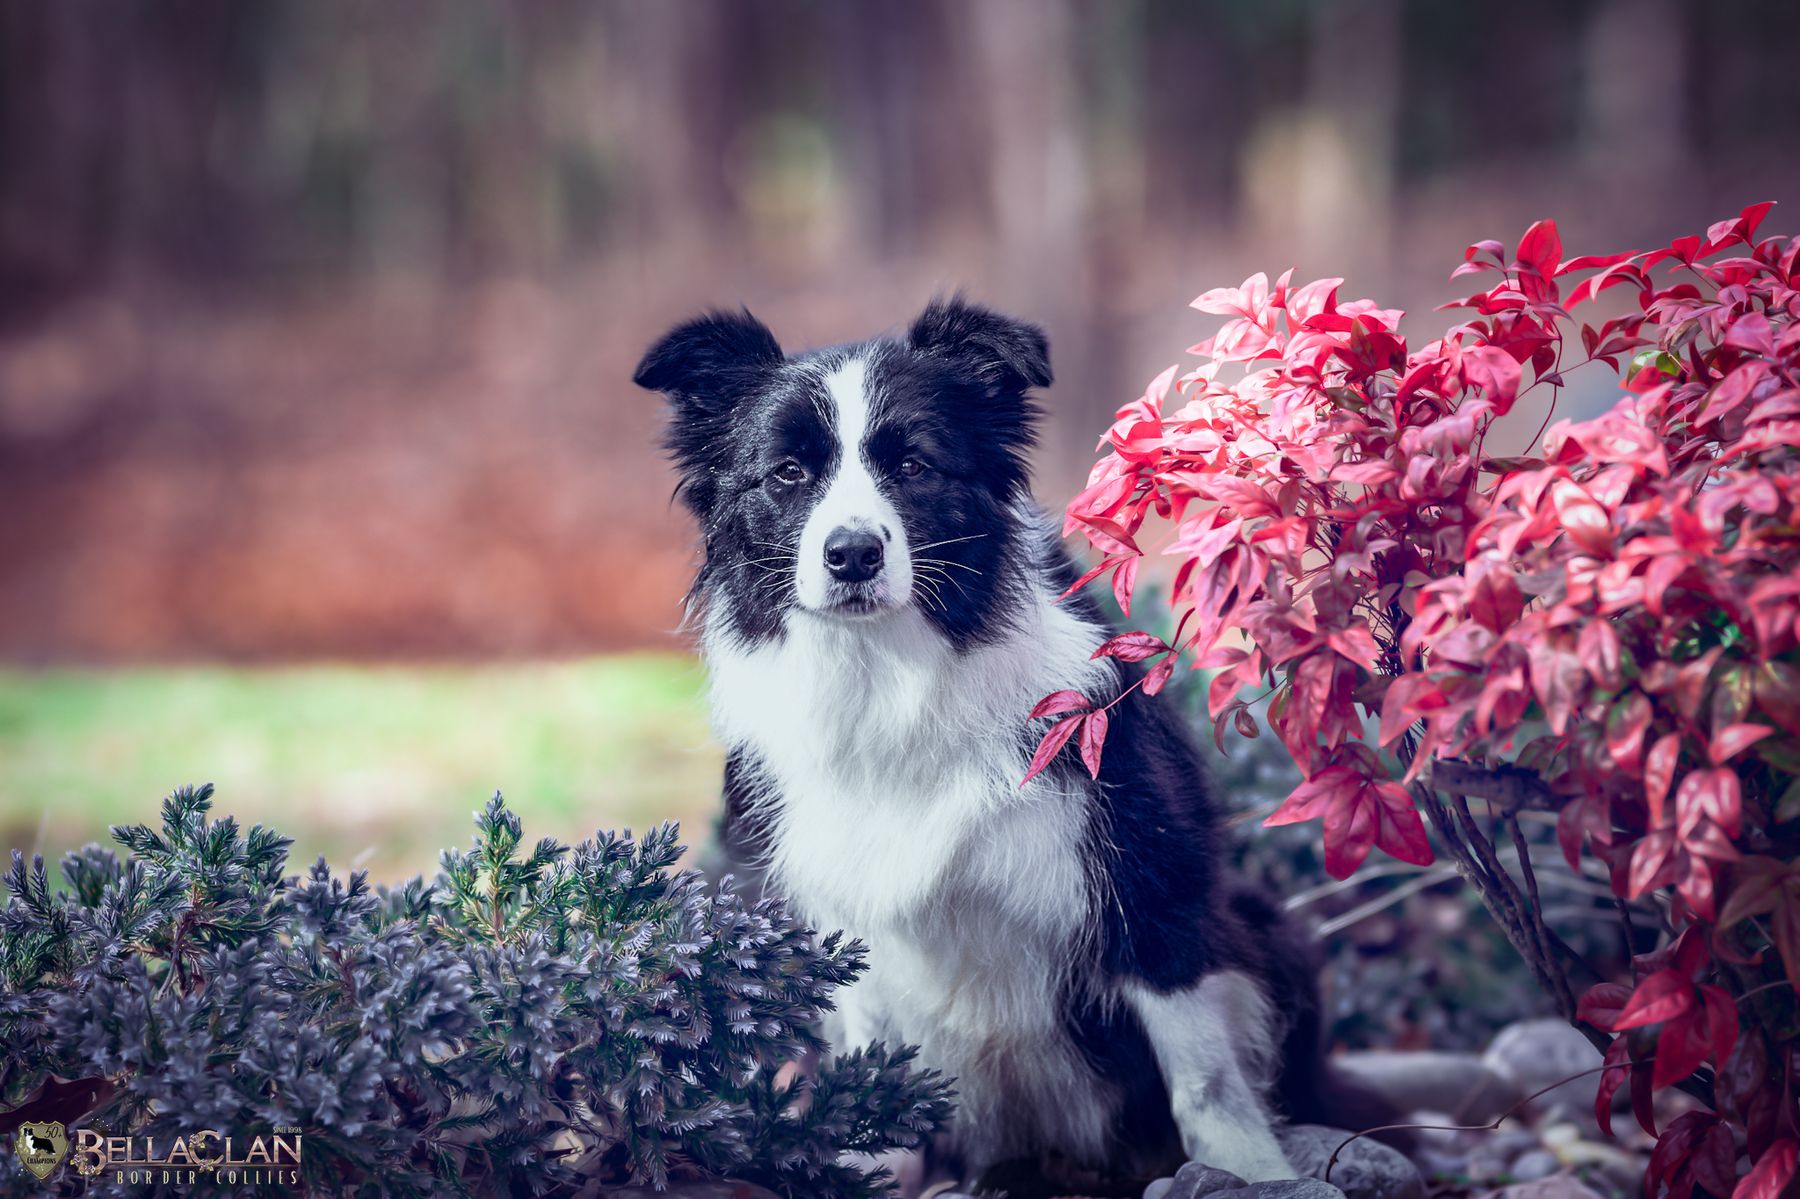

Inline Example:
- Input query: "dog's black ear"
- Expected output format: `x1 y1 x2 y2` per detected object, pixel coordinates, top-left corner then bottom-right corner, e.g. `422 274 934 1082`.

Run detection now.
633 309 783 412
907 296 1052 393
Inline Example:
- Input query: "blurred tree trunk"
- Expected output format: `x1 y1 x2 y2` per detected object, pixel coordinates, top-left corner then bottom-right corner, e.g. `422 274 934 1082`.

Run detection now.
1580 0 1687 238
825 0 986 260
1240 0 1399 287
1141 0 1240 229
612 0 751 278
960 0 1098 493
0 3 131 311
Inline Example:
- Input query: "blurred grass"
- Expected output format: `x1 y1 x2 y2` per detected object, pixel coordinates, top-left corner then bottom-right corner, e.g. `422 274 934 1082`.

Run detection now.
0 653 723 882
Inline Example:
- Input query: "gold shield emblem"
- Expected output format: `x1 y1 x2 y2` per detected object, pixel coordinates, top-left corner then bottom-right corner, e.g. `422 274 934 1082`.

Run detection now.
13 1121 69 1181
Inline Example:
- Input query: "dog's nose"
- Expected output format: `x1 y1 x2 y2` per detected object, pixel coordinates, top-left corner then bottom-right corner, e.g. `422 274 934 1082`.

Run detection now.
824 528 884 582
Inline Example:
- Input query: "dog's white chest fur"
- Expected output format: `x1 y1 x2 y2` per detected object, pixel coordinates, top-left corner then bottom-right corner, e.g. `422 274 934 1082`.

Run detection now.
705 590 1120 1161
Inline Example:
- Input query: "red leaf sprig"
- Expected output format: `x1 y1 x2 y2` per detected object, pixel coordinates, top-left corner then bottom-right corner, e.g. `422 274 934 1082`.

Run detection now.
1038 202 1800 1192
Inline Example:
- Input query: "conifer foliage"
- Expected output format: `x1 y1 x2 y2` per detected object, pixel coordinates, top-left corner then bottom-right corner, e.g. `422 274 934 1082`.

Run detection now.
1 786 950 1196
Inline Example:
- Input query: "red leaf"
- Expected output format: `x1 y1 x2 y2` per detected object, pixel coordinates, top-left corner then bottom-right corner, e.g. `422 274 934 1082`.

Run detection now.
1718 858 1787 927
1693 1120 1739 1199
1464 238 1506 263
1605 693 1653 772
1709 722 1772 766
1629 829 1679 897
1379 673 1447 747
1371 781 1434 867
1725 312 1777 356
1078 709 1109 779
1459 344 1524 414
1649 1111 1715 1195
1321 785 1379 879
1214 700 1245 755
1773 902 1800 993
1680 854 1720 922
1652 1009 1712 1090
1112 554 1140 617
1558 250 1636 275
1030 689 1094 719
1753 661 1800 738
1264 766 1355 829
1326 626 1382 672
1676 768 1743 840
1579 619 1624 687
1092 630 1171 663
1558 791 1612 872
1595 1036 1630 1137
1738 199 1777 241
1611 969 1695 1030
1645 733 1681 827
1674 649 1722 721
1734 1139 1797 1199
1056 557 1115 603
1142 656 1177 697
1696 984 1740 1070
1021 714 1083 786
1516 219 1563 276
1578 981 1634 1030
1632 1056 1657 1138
1551 479 1613 557
1072 515 1141 557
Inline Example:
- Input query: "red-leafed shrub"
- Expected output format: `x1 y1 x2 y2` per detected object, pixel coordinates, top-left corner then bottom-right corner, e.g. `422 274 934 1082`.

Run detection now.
1046 202 1800 1196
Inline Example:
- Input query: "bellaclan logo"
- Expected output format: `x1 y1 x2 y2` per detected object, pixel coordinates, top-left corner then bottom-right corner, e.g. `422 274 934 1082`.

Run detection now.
13 1122 67 1181
10 1124 302 1187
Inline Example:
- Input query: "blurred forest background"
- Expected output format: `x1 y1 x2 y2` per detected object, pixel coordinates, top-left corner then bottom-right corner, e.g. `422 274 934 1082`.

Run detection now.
3 0 1799 881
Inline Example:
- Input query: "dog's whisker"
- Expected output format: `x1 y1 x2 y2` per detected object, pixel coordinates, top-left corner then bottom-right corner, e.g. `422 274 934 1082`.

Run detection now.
911 534 989 553
911 573 946 601
912 564 974 598
914 556 983 576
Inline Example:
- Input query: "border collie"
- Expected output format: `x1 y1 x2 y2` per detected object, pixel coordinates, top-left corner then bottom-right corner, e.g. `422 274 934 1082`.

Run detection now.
635 299 1340 1191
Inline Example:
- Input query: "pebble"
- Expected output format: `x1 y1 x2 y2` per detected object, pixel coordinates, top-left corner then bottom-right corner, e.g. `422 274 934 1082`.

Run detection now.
1216 1182 1347 1198
1148 1161 1249 1198
1333 1049 1523 1122
1483 1179 1606 1199
1482 1019 1603 1120
1276 1124 1424 1199
1509 1147 1561 1181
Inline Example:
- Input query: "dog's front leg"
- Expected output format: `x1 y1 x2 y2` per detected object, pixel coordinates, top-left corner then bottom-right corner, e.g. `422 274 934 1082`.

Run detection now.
1124 972 1296 1183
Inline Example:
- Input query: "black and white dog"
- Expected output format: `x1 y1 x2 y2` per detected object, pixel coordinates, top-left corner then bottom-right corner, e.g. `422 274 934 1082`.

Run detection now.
635 299 1346 1190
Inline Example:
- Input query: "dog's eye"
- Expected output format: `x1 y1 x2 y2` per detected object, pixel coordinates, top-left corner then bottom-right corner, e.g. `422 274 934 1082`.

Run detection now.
899 457 928 478
771 460 807 486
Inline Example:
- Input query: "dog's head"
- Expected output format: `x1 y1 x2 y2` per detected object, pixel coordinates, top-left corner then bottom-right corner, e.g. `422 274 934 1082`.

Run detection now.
635 297 1050 647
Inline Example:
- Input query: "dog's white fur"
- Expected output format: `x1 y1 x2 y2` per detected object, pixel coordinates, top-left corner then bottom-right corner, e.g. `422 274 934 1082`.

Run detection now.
794 355 915 612
702 348 1295 1182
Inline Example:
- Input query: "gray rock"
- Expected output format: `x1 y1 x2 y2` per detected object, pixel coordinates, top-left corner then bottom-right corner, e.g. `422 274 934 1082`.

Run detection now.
1334 1049 1524 1123
1276 1124 1423 1199
1484 1180 1606 1199
1160 1161 1249 1198
1509 1148 1561 1181
1145 1179 1174 1199
1483 1019 1603 1117
1217 1182 1347 1198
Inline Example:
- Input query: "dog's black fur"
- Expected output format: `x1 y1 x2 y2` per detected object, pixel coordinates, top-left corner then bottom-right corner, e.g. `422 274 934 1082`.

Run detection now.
636 300 1384 1191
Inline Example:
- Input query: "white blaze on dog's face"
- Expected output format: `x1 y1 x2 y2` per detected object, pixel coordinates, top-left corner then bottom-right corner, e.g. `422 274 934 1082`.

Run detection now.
793 354 915 616
637 298 1051 651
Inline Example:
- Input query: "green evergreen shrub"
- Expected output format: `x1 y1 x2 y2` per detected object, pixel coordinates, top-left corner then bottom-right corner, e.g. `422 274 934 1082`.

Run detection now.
1 786 950 1196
